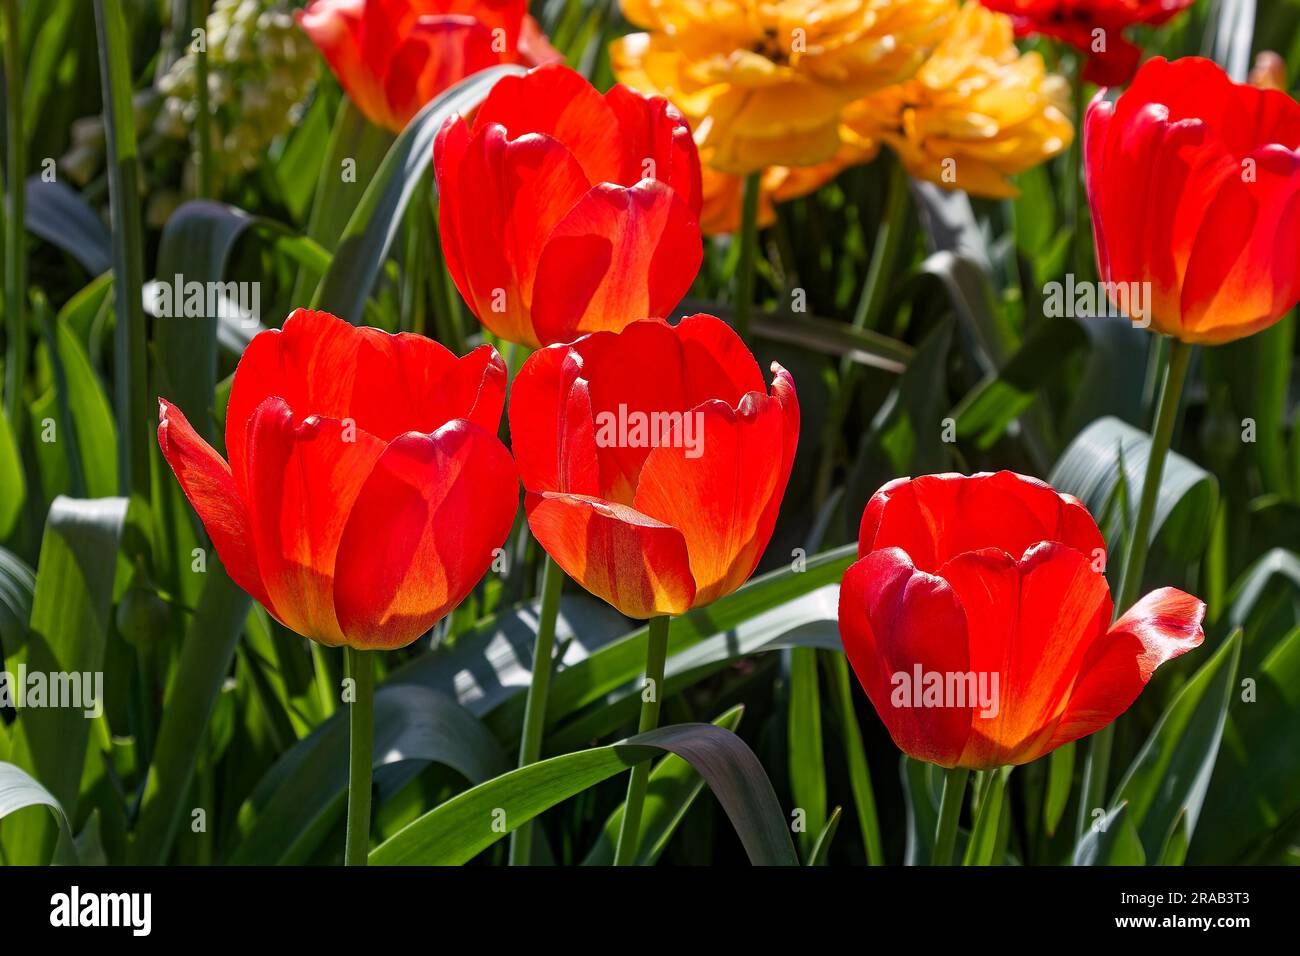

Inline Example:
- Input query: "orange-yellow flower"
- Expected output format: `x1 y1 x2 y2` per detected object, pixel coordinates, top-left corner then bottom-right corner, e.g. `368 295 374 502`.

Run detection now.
844 2 1073 198
611 0 954 174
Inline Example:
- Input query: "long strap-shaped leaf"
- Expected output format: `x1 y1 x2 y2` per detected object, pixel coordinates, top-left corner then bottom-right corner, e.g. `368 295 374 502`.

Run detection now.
227 685 509 865
0 761 75 859
310 64 526 324
1 496 128 864
370 723 799 866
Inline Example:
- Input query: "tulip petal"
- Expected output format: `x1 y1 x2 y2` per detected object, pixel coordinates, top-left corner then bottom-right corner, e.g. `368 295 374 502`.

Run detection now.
862 471 1106 574
443 124 593 346
333 421 518 649
530 180 702 345
298 0 393 131
226 309 505 483
241 397 386 644
674 313 767 409
1180 147 1300 342
838 549 972 768
569 321 688 501
384 16 499 126
525 491 695 618
434 114 474 299
156 399 273 614
605 83 702 211
634 393 785 606
939 543 1112 768
507 344 602 497
1047 587 1205 751
472 63 622 186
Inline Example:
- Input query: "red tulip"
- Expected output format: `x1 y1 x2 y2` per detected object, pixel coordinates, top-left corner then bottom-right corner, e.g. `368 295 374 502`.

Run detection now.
979 0 1193 85
839 472 1204 769
509 315 797 618
1086 57 1300 345
297 0 561 134
157 309 518 650
434 63 704 348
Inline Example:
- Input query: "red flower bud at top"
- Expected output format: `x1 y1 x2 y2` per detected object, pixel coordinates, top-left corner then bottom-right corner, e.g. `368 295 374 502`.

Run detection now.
1085 57 1300 344
979 0 1194 86
297 0 561 133
434 63 704 348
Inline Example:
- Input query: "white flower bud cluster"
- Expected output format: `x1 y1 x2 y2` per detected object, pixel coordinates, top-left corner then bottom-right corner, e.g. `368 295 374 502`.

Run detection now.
59 0 319 217
156 0 319 185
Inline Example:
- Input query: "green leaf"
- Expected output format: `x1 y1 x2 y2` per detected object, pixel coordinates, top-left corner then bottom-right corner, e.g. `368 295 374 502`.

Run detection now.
311 65 525 324
1073 801 1146 865
787 645 826 857
370 723 799 866
824 651 884 864
92 0 150 501
950 316 1088 451
23 177 111 275
963 767 1011 865
544 614 843 752
1192 625 1300 863
847 321 953 512
129 562 250 864
387 593 630 722
1202 317 1293 495
806 805 842 866
229 684 509 865
1043 740 1074 838
581 704 745 866
1050 416 1219 585
901 756 940 865
0 496 129 864
0 760 74 850
1224 548 1300 641
1159 811 1190 866
39 315 118 498
1109 630 1241 860
489 546 854 745
0 408 23 539
0 545 34 659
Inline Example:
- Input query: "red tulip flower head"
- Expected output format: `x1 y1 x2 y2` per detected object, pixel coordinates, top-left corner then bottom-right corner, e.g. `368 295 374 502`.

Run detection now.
297 0 561 133
158 309 518 650
434 64 705 348
979 0 1194 86
1086 57 1300 344
839 472 1205 769
509 315 798 618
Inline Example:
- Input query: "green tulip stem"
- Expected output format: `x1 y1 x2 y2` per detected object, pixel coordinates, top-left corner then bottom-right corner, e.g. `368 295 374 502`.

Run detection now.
932 766 970 866
508 555 565 866
733 170 763 343
612 614 671 866
344 646 374 866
